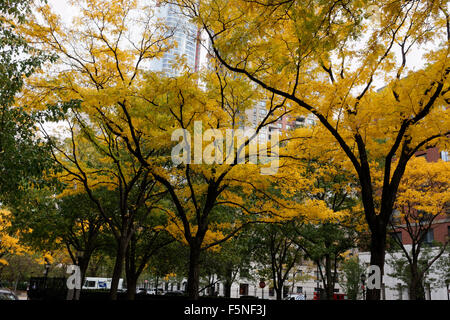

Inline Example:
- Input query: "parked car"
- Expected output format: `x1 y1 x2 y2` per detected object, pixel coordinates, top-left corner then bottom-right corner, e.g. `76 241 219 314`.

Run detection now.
0 289 18 300
147 288 164 295
136 288 152 295
83 277 124 291
163 290 185 296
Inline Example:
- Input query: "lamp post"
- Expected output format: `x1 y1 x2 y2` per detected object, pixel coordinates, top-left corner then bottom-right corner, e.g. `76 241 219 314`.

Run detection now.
360 273 366 300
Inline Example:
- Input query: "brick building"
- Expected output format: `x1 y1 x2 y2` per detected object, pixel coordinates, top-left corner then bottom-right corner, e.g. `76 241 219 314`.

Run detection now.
391 146 450 246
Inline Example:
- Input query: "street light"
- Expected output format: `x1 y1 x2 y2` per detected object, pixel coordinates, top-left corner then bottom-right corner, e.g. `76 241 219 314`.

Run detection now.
360 273 367 300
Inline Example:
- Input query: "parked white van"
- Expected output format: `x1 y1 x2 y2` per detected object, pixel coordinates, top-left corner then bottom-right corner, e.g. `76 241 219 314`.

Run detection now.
83 277 123 290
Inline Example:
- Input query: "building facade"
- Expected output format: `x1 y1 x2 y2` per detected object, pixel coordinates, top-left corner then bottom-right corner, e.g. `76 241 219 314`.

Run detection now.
151 2 201 76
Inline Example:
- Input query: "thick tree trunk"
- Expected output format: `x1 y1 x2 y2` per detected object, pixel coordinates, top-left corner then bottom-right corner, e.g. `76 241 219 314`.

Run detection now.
409 266 425 300
187 244 201 299
367 224 387 300
125 234 137 300
275 286 283 300
224 267 233 298
126 274 137 300
324 255 334 300
110 237 128 300
76 251 92 300
224 282 232 298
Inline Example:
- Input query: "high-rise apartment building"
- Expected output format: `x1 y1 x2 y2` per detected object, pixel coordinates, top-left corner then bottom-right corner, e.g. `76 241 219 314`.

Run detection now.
151 2 201 76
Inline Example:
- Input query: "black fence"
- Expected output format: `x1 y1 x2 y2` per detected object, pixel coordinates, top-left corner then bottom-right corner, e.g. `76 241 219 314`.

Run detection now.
27 277 68 300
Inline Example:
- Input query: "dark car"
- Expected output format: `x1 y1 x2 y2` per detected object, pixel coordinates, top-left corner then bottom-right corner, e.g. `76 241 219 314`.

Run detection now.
0 289 18 300
163 291 185 296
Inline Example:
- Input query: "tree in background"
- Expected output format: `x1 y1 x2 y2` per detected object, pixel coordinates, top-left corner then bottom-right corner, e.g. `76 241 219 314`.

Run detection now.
198 232 253 298
0 209 30 267
249 222 303 300
0 0 55 206
10 186 114 297
340 255 366 300
388 157 450 300
282 125 366 300
124 214 175 300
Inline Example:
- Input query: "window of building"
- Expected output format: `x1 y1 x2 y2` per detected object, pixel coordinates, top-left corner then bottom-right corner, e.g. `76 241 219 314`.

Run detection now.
424 229 434 245
296 286 303 293
239 283 249 296
391 231 402 243
269 287 274 297
441 151 449 162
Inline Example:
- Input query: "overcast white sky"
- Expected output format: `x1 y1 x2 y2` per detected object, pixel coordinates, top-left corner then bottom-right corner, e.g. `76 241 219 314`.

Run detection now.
46 0 432 90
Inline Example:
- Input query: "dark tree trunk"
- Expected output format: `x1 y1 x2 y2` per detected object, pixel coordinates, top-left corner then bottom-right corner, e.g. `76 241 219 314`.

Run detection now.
324 255 334 300
126 274 137 300
187 244 201 299
275 285 283 301
366 223 387 300
224 282 232 298
125 234 137 300
409 265 425 300
224 267 233 298
76 251 92 300
110 237 128 300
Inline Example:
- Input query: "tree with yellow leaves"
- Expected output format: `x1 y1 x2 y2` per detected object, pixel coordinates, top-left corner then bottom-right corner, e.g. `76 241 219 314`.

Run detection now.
18 0 176 299
278 126 366 300
388 157 450 300
21 0 337 300
40 106 170 300
176 0 450 299
0 209 30 267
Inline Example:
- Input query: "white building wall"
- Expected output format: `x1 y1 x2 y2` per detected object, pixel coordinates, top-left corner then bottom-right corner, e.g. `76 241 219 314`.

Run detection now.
358 247 449 300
